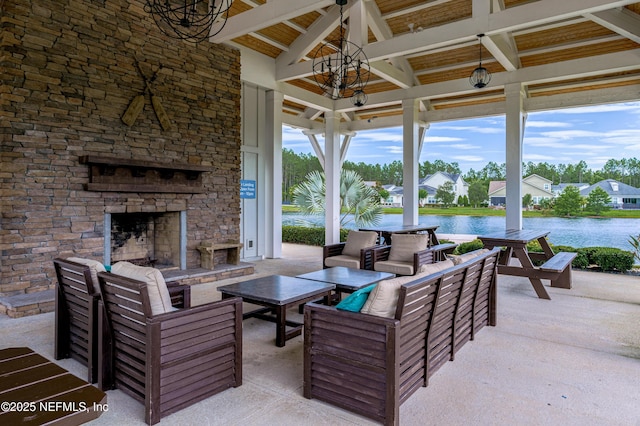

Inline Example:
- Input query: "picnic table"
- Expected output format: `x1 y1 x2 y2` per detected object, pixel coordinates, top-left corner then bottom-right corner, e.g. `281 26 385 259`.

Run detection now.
478 229 576 300
359 224 440 246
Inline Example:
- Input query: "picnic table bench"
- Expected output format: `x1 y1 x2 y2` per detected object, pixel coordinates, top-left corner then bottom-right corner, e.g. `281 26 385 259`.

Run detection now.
479 229 576 299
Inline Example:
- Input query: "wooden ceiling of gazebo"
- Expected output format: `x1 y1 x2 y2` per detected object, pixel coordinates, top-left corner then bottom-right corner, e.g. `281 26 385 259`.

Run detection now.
211 0 640 129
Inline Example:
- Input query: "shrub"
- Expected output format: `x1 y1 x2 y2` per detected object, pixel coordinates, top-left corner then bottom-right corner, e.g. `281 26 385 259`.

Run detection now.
282 226 349 246
454 239 484 255
590 247 634 272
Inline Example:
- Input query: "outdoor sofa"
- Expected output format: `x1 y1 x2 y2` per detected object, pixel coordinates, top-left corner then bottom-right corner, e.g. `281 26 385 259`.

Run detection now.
304 247 501 426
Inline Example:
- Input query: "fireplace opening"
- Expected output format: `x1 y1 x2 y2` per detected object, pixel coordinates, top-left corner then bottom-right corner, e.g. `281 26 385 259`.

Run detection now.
106 211 186 270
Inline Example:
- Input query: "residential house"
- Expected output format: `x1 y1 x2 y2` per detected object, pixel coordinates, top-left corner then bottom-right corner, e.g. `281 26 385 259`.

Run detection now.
381 184 404 207
552 183 590 196
580 179 640 209
419 172 469 205
381 172 469 207
489 174 554 206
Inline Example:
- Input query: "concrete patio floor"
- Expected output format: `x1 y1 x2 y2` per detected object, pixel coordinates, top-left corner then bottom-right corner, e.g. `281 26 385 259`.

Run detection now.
1 243 639 426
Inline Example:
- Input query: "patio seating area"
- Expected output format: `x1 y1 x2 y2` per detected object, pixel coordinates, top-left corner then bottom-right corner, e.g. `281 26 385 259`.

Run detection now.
1 243 639 425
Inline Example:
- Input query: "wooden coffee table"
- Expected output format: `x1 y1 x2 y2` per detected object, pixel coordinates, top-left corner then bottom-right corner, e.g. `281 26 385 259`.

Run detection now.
296 266 394 299
218 275 335 347
0 347 107 425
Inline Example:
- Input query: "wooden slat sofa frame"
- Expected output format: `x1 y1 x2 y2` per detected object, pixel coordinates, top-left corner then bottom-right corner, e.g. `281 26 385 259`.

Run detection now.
53 258 191 384
96 271 242 425
303 248 501 426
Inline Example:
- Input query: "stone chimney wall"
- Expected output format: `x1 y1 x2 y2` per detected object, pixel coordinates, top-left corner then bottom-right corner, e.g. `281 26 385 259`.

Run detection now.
0 0 242 296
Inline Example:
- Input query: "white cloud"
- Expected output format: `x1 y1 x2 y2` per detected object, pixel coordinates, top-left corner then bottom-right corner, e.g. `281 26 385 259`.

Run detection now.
447 144 479 150
424 136 465 143
526 121 572 128
434 125 503 134
451 155 484 162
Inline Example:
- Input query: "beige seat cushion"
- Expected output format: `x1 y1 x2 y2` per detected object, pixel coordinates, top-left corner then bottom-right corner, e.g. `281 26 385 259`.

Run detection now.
111 262 176 316
362 259 456 318
67 257 106 290
388 233 429 262
324 255 361 269
448 249 490 265
374 260 415 276
341 230 378 257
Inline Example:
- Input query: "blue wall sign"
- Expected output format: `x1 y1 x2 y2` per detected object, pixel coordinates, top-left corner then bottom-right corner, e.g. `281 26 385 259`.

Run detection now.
240 180 256 199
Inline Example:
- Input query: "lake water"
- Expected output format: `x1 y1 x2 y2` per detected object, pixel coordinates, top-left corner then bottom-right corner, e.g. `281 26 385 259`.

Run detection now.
282 213 640 251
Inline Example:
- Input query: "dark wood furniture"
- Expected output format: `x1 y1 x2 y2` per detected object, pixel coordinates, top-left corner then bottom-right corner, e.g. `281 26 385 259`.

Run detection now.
360 224 440 246
304 248 500 426
218 275 335 347
53 258 191 385
53 258 101 384
96 271 242 425
478 229 577 300
296 266 394 299
0 347 107 425
371 243 458 276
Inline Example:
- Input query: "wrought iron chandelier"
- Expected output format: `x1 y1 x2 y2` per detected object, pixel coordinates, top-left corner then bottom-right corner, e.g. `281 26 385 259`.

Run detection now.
312 0 370 107
469 34 492 89
145 0 233 43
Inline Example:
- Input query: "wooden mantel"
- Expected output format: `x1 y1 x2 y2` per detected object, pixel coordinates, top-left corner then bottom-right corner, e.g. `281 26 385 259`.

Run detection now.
80 155 212 193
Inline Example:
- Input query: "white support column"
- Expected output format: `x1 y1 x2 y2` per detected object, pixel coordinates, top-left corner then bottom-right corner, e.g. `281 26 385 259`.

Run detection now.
325 111 341 245
265 90 284 258
504 83 526 231
402 98 420 226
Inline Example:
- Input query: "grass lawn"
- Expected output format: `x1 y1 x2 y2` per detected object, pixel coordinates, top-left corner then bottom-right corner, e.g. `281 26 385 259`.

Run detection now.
283 204 640 219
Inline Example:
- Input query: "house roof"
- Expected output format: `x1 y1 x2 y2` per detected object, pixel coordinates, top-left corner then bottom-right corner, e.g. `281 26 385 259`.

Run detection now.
420 171 463 185
215 1 640 131
488 180 506 195
580 179 640 195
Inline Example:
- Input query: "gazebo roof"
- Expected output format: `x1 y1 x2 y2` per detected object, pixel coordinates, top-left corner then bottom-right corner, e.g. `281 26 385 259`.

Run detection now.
212 0 640 130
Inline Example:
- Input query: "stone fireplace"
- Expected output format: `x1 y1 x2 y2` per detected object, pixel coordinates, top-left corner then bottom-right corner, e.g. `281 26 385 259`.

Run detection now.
0 0 248 317
105 211 187 270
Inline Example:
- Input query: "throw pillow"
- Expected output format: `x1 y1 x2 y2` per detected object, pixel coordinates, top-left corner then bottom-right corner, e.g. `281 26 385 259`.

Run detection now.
388 233 429 262
335 284 376 312
448 248 490 265
417 259 455 275
342 230 378 257
67 257 106 290
111 261 174 316
360 274 422 318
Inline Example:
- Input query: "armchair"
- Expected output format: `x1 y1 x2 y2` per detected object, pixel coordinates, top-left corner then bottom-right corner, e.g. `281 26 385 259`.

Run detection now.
371 233 457 275
97 268 242 425
53 258 191 384
323 230 379 269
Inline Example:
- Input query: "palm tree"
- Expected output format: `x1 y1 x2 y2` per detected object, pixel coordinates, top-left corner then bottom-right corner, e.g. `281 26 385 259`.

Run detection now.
293 169 382 228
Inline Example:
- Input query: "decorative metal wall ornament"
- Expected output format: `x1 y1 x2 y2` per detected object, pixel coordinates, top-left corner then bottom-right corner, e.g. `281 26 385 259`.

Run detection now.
312 0 370 107
144 0 233 43
469 34 492 89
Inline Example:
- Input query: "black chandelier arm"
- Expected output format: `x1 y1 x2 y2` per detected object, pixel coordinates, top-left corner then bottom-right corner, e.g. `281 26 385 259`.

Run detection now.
145 0 233 43
311 0 370 106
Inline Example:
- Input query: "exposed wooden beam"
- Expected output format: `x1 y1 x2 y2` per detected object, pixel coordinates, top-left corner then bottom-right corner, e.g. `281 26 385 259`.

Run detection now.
210 0 334 43
585 8 640 44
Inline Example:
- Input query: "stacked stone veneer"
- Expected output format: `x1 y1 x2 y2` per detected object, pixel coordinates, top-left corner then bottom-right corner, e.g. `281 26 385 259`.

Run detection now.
0 0 242 303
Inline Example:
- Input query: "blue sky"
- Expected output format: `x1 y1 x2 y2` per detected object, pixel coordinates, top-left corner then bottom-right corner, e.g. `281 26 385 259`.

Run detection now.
283 101 640 174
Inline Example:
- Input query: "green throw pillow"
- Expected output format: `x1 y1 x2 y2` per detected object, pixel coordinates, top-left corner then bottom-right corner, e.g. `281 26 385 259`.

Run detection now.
335 284 377 312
